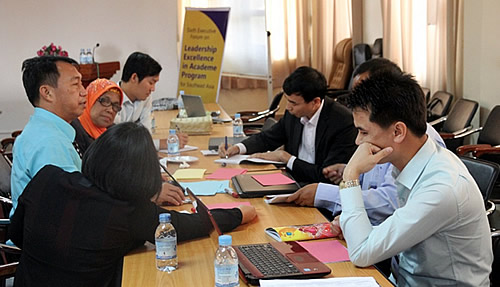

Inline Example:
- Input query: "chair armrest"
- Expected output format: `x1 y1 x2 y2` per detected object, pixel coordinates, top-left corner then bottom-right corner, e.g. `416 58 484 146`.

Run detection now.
440 126 473 139
473 146 500 158
429 116 447 126
0 243 22 255
456 144 491 156
451 127 483 140
439 132 455 139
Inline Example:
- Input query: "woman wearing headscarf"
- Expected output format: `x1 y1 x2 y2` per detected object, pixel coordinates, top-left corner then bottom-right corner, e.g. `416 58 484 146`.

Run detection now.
71 78 123 154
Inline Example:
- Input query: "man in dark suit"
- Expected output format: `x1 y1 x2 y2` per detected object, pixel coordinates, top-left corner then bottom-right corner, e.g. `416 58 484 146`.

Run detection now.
219 66 357 183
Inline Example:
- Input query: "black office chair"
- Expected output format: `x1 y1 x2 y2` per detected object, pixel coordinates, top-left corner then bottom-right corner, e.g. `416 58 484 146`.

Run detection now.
460 156 499 213
371 38 383 58
353 43 372 70
427 91 454 123
430 99 479 153
244 117 278 135
421 87 431 105
238 91 283 124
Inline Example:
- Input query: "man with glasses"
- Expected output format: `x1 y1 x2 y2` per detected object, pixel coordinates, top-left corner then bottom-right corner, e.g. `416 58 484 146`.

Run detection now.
11 56 87 217
219 66 357 184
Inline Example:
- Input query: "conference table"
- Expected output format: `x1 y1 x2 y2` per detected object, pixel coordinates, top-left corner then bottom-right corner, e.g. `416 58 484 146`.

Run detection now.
121 103 393 286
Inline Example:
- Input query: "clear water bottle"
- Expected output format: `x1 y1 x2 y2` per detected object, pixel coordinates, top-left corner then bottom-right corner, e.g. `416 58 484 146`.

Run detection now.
86 48 93 64
233 113 244 137
79 49 86 64
178 90 187 118
155 213 178 272
167 129 180 155
215 235 239 287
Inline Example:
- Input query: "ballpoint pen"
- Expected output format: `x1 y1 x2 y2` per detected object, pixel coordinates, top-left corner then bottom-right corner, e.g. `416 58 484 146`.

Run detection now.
224 136 228 159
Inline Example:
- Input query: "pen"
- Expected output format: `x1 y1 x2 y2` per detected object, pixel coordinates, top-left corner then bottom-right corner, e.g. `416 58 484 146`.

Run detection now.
224 188 239 198
224 136 228 159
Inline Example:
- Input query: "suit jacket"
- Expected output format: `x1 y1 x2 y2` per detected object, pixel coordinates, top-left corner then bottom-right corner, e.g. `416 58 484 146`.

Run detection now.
242 97 357 183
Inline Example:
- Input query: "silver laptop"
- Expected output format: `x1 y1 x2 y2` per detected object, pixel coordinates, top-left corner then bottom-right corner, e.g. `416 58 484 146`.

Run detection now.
181 94 206 117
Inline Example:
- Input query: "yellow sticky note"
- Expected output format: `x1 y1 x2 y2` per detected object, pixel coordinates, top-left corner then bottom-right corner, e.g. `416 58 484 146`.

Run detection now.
172 169 206 179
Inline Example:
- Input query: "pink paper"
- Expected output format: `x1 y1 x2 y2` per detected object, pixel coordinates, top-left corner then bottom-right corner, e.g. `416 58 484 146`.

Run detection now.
297 240 350 263
206 168 247 180
207 201 252 210
252 173 295 186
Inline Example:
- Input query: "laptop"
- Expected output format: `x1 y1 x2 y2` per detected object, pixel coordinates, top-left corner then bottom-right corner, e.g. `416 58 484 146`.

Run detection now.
185 188 331 285
181 94 206 117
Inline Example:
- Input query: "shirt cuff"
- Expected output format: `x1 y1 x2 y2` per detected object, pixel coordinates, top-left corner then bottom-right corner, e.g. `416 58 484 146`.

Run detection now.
287 155 296 170
314 183 341 207
235 143 246 154
339 185 365 212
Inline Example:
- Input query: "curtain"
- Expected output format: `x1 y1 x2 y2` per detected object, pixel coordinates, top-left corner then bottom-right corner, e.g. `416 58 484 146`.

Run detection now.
381 0 463 99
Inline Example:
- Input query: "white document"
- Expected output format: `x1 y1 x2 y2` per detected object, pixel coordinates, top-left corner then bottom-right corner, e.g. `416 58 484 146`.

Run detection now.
201 149 219 156
259 277 379 287
264 193 294 204
159 144 198 154
214 154 285 165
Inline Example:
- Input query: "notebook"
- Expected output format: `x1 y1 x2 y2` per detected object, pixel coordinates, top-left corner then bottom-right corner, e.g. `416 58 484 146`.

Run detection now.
185 188 331 285
181 94 206 117
232 173 300 198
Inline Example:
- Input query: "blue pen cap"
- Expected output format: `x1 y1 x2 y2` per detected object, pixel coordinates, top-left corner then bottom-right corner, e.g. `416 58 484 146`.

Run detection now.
218 235 232 246
159 213 171 223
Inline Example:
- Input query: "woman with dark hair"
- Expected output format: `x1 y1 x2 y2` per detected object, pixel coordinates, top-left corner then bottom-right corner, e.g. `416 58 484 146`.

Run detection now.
9 122 256 286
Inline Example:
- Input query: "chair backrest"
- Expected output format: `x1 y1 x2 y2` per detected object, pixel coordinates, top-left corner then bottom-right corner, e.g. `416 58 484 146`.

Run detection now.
372 38 383 58
328 38 353 90
421 87 431 104
353 43 372 69
0 155 10 200
427 91 453 121
460 156 499 203
442 99 478 133
261 117 278 132
478 105 500 146
268 91 284 114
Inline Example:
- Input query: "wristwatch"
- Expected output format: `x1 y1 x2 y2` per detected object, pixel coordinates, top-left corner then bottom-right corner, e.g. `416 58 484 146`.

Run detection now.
339 179 360 190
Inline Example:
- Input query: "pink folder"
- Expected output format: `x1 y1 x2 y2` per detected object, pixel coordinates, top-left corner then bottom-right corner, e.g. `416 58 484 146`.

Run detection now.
252 173 295 186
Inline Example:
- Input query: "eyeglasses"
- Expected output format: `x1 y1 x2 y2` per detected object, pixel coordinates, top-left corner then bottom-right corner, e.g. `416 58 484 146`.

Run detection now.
96 96 122 112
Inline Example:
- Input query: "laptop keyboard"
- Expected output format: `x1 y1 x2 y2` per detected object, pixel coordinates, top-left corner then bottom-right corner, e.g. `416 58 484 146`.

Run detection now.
237 244 301 276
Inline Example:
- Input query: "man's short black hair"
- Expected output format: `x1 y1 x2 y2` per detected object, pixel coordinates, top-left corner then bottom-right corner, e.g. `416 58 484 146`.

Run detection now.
22 56 79 107
352 58 402 79
82 122 162 202
347 71 427 137
121 52 162 82
283 66 327 102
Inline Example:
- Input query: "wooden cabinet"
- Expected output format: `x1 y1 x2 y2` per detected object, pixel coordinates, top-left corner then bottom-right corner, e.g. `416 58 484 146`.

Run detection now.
79 61 120 87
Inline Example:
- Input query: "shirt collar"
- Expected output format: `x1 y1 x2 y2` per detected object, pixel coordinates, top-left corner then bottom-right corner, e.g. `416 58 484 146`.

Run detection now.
119 81 133 104
300 99 324 126
33 107 76 141
394 136 436 191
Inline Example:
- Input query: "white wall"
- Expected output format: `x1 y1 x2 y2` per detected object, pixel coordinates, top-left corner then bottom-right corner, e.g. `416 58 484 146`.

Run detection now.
463 0 500 125
0 0 178 137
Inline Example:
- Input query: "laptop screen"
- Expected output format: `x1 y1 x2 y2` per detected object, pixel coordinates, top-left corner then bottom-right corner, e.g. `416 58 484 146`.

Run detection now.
186 187 222 245
182 94 206 117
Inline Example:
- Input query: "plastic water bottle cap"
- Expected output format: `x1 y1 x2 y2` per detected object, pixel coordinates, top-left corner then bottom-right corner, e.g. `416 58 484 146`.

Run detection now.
234 113 241 119
169 129 176 135
159 213 171 223
218 235 232 246
179 90 185 96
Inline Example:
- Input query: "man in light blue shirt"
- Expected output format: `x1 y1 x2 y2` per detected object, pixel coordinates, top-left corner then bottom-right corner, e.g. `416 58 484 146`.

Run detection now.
287 58 446 226
11 56 87 217
339 71 492 286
